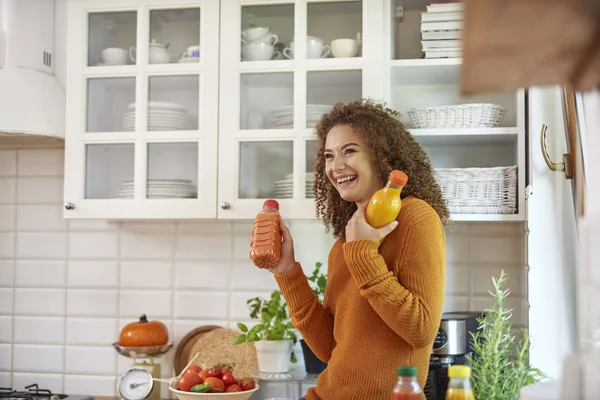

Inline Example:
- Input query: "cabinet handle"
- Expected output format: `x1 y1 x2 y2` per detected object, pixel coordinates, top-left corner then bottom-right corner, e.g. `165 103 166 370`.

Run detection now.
220 202 231 210
540 124 573 179
64 202 75 210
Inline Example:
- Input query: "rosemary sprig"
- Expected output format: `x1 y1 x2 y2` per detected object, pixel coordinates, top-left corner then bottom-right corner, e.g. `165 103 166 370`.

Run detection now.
467 270 546 400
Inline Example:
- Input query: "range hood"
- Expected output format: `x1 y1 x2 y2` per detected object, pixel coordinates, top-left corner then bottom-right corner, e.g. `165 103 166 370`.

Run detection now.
0 0 65 148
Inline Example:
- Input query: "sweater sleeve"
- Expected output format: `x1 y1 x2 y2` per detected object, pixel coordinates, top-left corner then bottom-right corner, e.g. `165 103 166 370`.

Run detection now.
274 262 335 362
342 214 446 348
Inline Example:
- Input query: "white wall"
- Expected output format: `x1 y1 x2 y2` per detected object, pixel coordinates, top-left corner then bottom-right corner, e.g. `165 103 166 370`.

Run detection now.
0 148 528 397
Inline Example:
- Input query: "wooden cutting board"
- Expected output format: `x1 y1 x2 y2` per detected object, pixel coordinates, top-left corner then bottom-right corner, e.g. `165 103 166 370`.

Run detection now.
173 325 222 375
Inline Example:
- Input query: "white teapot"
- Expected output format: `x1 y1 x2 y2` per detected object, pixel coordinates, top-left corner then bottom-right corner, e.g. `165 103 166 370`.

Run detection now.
129 39 172 64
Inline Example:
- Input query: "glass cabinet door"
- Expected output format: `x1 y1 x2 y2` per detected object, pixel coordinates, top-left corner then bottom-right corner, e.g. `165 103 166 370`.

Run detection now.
306 1 363 59
88 11 137 67
66 1 218 219
218 0 369 219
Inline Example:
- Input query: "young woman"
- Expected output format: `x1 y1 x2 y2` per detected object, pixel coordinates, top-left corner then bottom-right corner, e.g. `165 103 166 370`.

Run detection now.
269 99 449 400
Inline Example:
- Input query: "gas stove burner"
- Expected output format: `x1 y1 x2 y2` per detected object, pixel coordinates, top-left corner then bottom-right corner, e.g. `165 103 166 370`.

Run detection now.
0 384 67 400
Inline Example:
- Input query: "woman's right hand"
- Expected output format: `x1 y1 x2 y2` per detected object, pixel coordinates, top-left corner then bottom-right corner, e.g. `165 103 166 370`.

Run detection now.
269 218 297 275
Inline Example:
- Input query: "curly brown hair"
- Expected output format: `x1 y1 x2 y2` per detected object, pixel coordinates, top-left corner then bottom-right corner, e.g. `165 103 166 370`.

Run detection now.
313 98 450 237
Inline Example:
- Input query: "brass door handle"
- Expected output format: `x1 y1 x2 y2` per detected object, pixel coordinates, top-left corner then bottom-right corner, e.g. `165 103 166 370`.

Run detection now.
540 124 573 179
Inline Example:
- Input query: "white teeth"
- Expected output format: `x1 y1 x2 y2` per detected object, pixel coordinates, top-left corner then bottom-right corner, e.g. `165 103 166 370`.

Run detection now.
337 176 356 183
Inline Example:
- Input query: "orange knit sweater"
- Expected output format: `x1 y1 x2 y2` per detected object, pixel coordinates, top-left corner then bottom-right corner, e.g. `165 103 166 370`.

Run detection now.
274 197 446 400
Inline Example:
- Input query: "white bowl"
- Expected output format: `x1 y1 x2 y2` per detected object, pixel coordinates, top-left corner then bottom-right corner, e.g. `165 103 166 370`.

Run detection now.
169 385 259 400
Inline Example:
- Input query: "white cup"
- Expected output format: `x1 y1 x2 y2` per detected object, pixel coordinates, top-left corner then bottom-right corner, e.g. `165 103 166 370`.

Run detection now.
284 36 331 59
242 26 271 42
331 38 359 58
241 42 282 61
100 47 128 65
182 45 200 58
243 33 278 46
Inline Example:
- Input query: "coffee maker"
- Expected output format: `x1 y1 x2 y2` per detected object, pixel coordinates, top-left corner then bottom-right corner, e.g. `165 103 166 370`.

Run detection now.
425 311 483 400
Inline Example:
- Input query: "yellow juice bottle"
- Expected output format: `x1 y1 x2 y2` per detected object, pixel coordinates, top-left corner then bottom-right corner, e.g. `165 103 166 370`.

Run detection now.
365 170 409 229
445 365 475 400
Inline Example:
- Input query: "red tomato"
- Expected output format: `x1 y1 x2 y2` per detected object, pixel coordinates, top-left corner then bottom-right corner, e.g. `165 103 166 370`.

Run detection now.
225 384 242 392
178 373 203 392
198 368 211 381
207 366 223 378
204 377 225 393
221 372 236 387
185 364 201 375
238 377 256 391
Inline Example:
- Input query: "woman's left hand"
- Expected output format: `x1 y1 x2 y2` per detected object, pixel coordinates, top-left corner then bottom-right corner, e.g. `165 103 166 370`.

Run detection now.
345 203 399 242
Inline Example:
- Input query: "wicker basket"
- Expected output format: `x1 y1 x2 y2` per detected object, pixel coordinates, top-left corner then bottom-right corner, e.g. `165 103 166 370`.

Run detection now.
407 103 506 128
434 166 517 214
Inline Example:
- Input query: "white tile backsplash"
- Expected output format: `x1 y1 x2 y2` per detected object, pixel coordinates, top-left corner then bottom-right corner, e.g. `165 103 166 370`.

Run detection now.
17 149 64 176
0 178 17 204
16 177 63 203
0 150 17 175
13 317 65 344
16 233 67 259
0 149 529 396
68 232 118 259
14 260 66 287
14 288 65 315
0 260 14 286
66 260 118 287
16 205 67 231
66 289 118 317
66 318 117 346
0 316 13 342
13 345 64 373
0 205 16 231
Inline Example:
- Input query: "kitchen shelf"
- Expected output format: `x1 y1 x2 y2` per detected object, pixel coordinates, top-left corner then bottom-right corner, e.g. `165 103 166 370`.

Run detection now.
391 58 462 85
410 128 519 147
449 213 525 222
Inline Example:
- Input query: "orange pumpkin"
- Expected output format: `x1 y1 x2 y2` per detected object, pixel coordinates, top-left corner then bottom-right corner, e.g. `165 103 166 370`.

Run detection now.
119 314 169 347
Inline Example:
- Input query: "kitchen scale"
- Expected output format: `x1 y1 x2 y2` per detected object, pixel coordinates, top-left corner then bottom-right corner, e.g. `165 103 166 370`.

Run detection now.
113 342 173 400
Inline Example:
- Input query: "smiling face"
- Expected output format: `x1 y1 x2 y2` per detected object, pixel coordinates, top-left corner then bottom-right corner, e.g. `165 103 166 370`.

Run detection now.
324 124 383 207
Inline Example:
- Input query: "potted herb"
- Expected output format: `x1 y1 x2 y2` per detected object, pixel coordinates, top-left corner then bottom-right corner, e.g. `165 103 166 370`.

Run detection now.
468 270 546 400
234 290 298 373
301 261 328 374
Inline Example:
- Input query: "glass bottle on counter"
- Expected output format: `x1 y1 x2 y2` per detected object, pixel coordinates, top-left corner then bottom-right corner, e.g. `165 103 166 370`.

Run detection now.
392 366 423 399
445 365 475 400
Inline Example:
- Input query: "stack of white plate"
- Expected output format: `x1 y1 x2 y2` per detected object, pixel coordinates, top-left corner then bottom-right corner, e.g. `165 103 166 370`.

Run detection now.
273 173 315 199
116 179 197 199
123 101 194 131
270 104 332 129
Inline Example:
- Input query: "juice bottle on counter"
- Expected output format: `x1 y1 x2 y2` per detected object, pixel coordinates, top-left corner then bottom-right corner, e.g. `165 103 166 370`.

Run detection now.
249 199 282 269
392 366 423 400
365 170 409 228
445 365 475 400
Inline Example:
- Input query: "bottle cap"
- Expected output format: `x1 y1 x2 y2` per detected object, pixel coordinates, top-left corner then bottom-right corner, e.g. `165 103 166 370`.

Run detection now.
448 365 471 379
263 199 280 210
396 366 417 377
389 170 408 186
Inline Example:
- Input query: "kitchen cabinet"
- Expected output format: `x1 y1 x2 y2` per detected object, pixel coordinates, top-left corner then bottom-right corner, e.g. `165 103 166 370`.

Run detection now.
63 0 219 219
63 0 527 222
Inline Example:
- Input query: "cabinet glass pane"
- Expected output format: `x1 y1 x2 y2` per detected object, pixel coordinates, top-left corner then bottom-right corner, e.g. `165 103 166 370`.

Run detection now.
306 140 319 199
88 12 137 67
149 8 200 64
241 73 294 130
87 78 136 133
147 76 198 131
307 2 362 59
239 141 293 199
306 70 361 127
85 144 135 199
241 4 293 62
147 143 198 199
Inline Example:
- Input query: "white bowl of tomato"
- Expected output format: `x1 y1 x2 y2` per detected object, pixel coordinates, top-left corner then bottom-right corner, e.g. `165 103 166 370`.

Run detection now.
170 364 259 400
